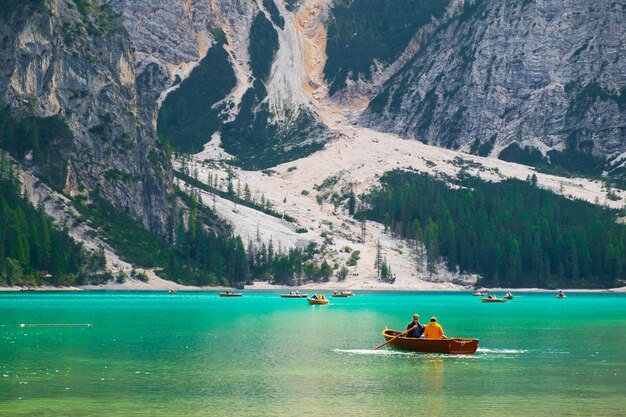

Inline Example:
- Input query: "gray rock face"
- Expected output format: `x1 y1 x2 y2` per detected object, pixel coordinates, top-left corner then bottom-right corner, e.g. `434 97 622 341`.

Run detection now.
107 0 255 90
108 0 209 76
359 0 626 160
0 0 171 234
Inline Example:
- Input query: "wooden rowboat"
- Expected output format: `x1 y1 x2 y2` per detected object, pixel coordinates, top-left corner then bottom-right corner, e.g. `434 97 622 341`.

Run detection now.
382 329 479 354
307 297 330 305
219 292 242 297
280 294 308 298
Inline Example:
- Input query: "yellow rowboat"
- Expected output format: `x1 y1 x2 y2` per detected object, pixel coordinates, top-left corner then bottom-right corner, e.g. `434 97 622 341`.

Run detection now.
307 296 330 305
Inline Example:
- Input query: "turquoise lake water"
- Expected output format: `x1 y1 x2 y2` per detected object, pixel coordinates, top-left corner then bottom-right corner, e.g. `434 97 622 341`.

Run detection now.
0 291 624 416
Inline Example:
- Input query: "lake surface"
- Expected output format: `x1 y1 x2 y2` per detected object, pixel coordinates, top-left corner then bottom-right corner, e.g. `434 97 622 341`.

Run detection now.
0 291 624 416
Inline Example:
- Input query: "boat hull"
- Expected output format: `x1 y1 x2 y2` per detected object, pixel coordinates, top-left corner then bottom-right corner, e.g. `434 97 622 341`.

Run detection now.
382 330 478 354
308 299 330 305
280 294 308 298
482 298 507 303
219 293 242 297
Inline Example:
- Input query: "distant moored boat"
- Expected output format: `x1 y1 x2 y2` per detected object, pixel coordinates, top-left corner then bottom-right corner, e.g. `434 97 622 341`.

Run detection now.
219 291 242 297
482 296 507 303
280 293 308 298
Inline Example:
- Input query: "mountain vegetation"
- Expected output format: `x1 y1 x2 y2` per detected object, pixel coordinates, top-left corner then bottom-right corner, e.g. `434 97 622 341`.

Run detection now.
498 144 607 178
157 31 236 154
0 99 73 190
0 153 97 287
0 0 44 16
324 0 450 94
360 170 626 289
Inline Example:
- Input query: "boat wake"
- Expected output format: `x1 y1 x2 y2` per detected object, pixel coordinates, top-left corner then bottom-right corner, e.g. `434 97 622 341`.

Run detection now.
477 348 528 354
333 348 415 356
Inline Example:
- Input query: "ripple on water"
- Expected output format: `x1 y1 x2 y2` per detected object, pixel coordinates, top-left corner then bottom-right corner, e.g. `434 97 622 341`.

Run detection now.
333 348 415 356
477 348 528 354
332 349 480 360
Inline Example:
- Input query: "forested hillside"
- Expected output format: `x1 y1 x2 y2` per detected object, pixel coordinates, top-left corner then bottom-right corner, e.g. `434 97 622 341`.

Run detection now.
361 171 626 289
0 154 87 286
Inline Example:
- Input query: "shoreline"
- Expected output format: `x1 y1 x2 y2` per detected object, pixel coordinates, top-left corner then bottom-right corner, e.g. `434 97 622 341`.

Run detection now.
1 280 625 293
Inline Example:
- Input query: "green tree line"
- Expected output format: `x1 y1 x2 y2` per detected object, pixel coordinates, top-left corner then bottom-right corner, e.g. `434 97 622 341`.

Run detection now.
361 170 626 289
246 240 335 285
0 153 87 286
171 192 335 286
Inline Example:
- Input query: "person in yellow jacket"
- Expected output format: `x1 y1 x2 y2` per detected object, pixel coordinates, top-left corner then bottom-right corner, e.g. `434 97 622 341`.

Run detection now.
423 317 446 339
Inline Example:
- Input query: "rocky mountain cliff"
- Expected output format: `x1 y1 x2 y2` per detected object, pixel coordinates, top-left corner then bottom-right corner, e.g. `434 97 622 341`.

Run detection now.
107 0 626 175
108 0 332 169
2 0 624 236
0 0 170 234
357 0 626 173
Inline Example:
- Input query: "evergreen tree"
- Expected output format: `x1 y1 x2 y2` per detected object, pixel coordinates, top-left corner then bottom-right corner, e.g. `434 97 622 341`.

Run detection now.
320 259 332 282
374 239 382 277
348 192 356 215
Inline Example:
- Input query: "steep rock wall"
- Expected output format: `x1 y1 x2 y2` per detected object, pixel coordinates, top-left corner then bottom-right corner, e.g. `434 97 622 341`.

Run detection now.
358 0 626 163
110 0 332 169
0 0 171 234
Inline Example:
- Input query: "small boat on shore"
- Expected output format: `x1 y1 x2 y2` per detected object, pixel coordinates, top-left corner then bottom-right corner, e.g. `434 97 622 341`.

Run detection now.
472 289 488 296
168 290 177 294
281 292 308 298
308 295 329 305
381 329 479 354
219 291 242 297
332 291 354 297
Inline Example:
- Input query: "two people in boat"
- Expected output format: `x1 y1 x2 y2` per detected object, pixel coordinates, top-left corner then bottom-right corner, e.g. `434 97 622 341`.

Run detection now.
311 294 326 300
407 314 446 339
289 290 300 295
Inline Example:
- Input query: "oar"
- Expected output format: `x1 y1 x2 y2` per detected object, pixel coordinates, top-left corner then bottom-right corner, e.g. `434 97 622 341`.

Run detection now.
373 326 416 350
